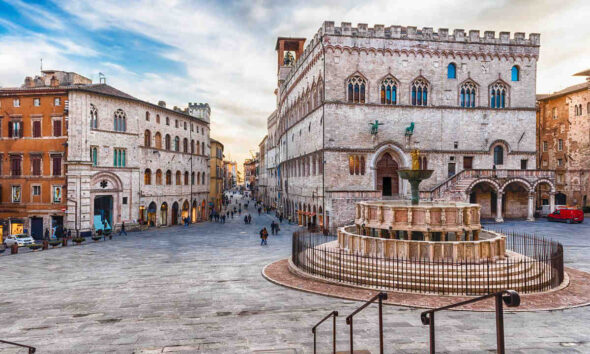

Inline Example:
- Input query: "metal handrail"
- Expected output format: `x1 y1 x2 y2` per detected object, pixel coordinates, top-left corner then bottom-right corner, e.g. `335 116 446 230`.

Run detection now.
420 290 520 354
346 292 388 354
311 311 338 354
0 339 36 353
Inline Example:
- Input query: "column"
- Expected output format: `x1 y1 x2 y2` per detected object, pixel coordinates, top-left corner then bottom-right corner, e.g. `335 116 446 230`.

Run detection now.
527 193 535 221
495 192 504 223
550 192 556 213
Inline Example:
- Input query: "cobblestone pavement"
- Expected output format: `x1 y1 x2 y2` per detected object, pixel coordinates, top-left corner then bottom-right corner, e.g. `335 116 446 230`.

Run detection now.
1 196 590 353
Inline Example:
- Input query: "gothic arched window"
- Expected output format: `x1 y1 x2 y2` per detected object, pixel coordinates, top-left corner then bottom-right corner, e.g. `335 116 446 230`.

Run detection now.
447 63 456 79
511 66 520 81
346 74 366 104
380 77 398 105
174 136 180 151
490 82 507 108
156 169 162 185
411 78 429 106
144 130 151 147
165 134 171 150
176 171 181 185
460 81 477 108
144 169 152 185
183 138 188 153
90 104 98 129
191 139 195 154
155 132 162 149
114 109 126 132
184 171 189 185
165 170 172 185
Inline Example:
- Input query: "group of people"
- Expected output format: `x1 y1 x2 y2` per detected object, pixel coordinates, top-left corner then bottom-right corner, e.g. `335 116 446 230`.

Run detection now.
244 214 252 224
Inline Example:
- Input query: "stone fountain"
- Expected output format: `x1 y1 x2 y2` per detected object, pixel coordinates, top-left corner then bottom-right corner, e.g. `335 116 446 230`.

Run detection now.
397 149 433 205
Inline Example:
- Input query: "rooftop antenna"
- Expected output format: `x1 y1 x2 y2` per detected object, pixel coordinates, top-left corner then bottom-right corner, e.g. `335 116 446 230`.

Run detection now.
99 72 106 84
40 58 43 72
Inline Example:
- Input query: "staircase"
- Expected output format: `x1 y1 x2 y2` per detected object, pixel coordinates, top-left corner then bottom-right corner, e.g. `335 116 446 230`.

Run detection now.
298 242 554 295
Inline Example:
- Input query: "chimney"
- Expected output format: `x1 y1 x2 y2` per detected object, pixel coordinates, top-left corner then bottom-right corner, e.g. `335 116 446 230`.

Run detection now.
24 77 33 88
50 76 59 87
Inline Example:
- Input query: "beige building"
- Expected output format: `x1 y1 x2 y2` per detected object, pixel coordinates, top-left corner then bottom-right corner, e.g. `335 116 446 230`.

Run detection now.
209 138 224 213
263 21 555 227
537 69 590 208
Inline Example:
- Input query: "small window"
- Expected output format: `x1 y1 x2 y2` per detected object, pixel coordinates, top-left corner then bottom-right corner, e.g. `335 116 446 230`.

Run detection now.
184 122 187 130
52 155 62 176
448 162 456 178
521 159 528 170
146 112 150 121
31 157 42 175
32 185 41 196
13 98 20 107
511 66 519 81
493 146 504 165
552 107 557 119
156 114 160 124
175 119 179 128
166 117 170 125
53 119 62 137
11 185 21 203
9 121 23 138
90 147 98 166
33 98 40 107
32 120 41 137
54 97 61 106
113 148 126 167
557 158 563 167
447 63 456 79
122 197 128 205
558 139 563 151
463 156 473 169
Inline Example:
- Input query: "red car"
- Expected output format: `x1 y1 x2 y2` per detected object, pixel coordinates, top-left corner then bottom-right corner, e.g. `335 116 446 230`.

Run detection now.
547 208 584 224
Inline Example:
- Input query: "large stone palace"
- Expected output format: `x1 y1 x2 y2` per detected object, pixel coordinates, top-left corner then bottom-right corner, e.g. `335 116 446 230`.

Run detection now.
259 21 556 227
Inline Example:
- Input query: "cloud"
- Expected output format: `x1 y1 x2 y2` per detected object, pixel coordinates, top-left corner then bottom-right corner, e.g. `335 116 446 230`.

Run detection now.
1 0 589 168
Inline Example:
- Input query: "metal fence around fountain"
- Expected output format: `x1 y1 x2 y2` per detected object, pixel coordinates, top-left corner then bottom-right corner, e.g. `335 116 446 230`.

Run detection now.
291 228 564 296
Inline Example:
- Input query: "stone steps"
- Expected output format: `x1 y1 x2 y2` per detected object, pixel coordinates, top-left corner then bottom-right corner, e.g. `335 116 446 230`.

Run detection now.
297 248 554 294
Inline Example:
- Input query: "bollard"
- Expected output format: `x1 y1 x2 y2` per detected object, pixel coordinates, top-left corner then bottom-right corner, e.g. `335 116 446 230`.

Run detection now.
42 240 49 250
11 243 18 254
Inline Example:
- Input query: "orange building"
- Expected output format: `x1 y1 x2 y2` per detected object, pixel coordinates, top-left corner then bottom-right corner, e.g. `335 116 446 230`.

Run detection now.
0 70 89 239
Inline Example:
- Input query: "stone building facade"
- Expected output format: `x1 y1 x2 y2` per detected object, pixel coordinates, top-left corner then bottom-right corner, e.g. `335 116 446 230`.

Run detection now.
537 70 590 208
65 84 210 234
209 138 224 213
0 71 83 239
265 21 555 227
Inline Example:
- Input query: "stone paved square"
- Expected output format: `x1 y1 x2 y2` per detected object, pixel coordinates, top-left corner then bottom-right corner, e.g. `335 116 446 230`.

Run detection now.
1 208 590 353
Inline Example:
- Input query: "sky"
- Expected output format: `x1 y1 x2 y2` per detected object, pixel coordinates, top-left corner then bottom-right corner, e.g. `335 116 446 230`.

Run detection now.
0 0 588 167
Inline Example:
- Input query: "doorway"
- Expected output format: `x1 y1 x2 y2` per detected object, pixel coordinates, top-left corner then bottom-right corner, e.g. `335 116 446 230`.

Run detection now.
376 152 399 196
94 196 113 231
171 202 179 225
382 177 392 196
30 217 43 240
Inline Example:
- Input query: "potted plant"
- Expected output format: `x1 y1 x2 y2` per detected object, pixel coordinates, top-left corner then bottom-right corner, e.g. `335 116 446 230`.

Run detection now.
28 243 42 251
92 235 102 242
49 240 61 248
73 237 85 245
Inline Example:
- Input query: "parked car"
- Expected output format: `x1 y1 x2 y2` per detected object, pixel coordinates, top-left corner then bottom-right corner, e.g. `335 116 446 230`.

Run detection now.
547 208 584 224
4 234 35 247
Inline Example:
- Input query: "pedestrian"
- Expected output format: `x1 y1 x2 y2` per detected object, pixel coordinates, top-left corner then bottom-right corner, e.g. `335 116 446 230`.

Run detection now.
248 214 252 224
260 227 268 246
119 222 127 236
44 228 49 240
271 221 277 235
244 215 248 224
279 214 283 223
258 207 261 216
231 211 234 218
239 207 242 215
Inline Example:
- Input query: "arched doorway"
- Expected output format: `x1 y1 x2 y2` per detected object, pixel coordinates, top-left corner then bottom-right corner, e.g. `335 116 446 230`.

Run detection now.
469 181 499 219
147 202 157 226
182 200 189 222
191 200 197 223
171 202 179 225
160 202 168 225
502 181 531 219
376 152 399 196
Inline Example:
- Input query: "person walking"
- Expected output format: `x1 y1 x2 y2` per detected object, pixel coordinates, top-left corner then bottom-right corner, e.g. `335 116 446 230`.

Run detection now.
248 214 252 224
244 215 248 224
44 228 50 241
119 222 127 236
258 207 261 216
279 214 283 224
260 227 268 246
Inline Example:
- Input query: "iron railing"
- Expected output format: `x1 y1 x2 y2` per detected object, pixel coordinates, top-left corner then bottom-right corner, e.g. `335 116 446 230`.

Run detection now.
420 290 521 353
311 311 338 354
0 339 36 353
346 292 388 354
292 229 564 296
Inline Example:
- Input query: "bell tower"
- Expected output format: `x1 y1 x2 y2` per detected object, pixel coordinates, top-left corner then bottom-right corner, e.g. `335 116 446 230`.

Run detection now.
275 37 306 85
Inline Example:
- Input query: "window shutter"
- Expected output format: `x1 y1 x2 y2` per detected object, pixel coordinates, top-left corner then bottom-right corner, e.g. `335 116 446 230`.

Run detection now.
33 121 41 137
53 120 61 137
53 156 61 176
8 122 12 137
